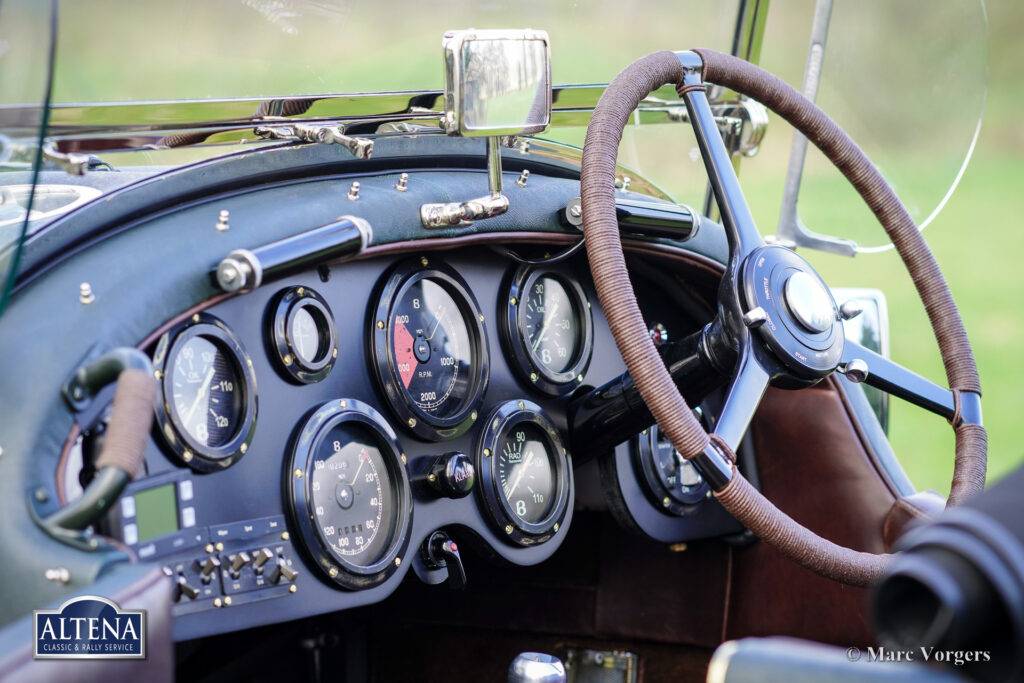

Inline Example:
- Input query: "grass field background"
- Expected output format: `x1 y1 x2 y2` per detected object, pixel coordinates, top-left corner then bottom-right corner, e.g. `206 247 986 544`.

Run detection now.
42 0 1024 495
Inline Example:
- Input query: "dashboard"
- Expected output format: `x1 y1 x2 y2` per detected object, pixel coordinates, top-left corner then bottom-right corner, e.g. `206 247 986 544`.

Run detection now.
3 139 746 641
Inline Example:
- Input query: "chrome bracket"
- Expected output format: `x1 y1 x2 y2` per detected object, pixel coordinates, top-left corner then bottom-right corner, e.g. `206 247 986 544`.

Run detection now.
253 123 373 159
42 142 91 176
420 137 510 228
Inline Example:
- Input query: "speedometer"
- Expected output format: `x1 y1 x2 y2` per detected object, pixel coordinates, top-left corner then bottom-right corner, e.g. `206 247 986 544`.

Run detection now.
370 258 488 441
288 399 411 590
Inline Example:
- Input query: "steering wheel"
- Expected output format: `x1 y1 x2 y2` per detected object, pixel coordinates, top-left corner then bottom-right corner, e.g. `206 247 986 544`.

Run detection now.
580 50 987 586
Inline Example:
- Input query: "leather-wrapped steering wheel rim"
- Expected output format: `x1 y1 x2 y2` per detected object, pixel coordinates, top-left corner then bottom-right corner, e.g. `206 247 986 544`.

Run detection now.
580 49 987 587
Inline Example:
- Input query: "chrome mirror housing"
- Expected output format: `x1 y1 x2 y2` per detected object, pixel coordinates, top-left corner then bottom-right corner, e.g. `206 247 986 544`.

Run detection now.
442 29 551 137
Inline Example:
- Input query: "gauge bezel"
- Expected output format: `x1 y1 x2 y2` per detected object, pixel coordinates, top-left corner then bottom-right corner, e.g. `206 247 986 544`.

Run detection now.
267 286 338 384
152 313 258 472
287 399 412 591
477 400 570 546
502 265 594 396
632 424 710 515
369 258 489 441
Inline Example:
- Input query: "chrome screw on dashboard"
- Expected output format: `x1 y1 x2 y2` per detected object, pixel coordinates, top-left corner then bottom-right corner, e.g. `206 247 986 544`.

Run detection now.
215 209 230 232
79 282 95 305
839 358 869 383
515 169 530 188
348 182 360 200
840 299 865 321
395 173 409 192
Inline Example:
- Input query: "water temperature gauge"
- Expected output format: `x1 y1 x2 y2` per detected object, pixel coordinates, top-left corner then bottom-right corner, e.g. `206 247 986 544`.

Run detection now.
477 400 570 546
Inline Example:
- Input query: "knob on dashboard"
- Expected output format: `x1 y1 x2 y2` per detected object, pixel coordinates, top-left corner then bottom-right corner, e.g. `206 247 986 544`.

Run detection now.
427 451 475 499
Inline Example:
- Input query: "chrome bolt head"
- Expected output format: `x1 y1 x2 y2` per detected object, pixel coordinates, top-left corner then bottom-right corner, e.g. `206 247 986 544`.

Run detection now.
79 282 95 305
841 358 869 383
347 181 360 200
515 169 530 188
840 300 865 321
395 173 409 191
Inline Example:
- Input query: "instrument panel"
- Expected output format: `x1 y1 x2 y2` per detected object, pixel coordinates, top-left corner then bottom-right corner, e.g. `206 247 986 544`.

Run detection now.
83 246 733 641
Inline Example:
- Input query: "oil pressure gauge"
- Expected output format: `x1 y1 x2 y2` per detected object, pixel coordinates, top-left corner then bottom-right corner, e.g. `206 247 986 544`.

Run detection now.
503 266 593 395
152 313 257 472
477 400 570 546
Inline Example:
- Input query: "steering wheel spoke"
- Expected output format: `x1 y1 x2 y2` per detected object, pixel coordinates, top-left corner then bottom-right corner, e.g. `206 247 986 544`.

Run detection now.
841 339 979 425
713 345 771 451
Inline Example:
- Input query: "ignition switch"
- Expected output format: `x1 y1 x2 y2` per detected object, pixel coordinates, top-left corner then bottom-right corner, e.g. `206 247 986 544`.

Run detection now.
422 531 466 590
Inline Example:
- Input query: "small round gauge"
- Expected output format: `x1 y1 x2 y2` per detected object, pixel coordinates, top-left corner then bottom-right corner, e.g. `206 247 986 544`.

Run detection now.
153 314 257 472
478 400 570 546
370 258 488 441
288 399 411 590
503 266 593 395
633 424 709 515
267 286 338 384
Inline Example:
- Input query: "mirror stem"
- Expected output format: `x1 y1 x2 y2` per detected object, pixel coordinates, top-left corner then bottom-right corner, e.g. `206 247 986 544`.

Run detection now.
487 136 503 196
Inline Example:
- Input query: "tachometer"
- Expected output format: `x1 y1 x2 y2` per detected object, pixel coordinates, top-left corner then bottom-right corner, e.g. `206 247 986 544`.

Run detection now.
153 314 257 471
288 399 411 590
477 400 570 546
370 258 488 441
503 266 593 395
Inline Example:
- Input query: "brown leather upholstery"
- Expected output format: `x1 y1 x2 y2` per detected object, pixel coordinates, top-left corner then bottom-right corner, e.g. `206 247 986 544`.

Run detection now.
882 491 946 551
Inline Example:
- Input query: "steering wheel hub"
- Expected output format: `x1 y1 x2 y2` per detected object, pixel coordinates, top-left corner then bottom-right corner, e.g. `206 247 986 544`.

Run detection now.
741 245 843 378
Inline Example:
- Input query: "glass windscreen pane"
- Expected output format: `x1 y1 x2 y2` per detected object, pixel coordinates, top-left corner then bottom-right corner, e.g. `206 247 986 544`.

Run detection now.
0 0 54 316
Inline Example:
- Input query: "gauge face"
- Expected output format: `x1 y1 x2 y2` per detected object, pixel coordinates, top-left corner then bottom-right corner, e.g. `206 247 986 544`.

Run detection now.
290 306 323 365
496 422 557 524
633 425 709 514
268 287 337 384
478 400 570 546
154 315 257 471
520 276 579 374
169 336 243 448
504 267 593 396
391 278 472 417
652 429 706 505
308 422 396 567
372 261 488 440
288 400 412 590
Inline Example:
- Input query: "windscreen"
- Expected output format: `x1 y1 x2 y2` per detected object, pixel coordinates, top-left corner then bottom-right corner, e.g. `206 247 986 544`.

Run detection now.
0 0 55 316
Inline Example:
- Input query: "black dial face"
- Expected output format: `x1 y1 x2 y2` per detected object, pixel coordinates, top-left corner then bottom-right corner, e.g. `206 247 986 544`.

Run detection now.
520 276 580 375
390 277 475 420
290 305 324 366
169 336 243 448
496 422 557 524
652 430 706 505
309 423 397 568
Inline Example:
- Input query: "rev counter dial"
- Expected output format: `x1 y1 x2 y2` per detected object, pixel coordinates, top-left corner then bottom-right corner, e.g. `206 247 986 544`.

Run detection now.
288 399 411 590
503 266 593 396
370 258 488 441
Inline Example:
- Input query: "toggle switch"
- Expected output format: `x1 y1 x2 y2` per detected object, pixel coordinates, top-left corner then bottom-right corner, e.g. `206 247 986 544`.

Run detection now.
423 531 466 590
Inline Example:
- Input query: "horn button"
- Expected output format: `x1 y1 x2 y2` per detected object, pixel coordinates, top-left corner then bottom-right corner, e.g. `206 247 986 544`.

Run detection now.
741 245 843 378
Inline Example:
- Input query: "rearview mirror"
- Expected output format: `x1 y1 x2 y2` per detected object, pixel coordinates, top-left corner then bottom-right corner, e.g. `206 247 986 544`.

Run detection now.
442 29 551 137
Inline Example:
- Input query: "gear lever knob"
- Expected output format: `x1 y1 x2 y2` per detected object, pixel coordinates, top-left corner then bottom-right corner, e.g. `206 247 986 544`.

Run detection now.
509 652 566 683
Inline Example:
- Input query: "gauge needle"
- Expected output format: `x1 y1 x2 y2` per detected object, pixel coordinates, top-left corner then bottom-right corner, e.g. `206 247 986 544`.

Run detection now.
344 451 368 486
425 305 447 341
184 367 215 425
531 302 560 352
506 450 535 500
